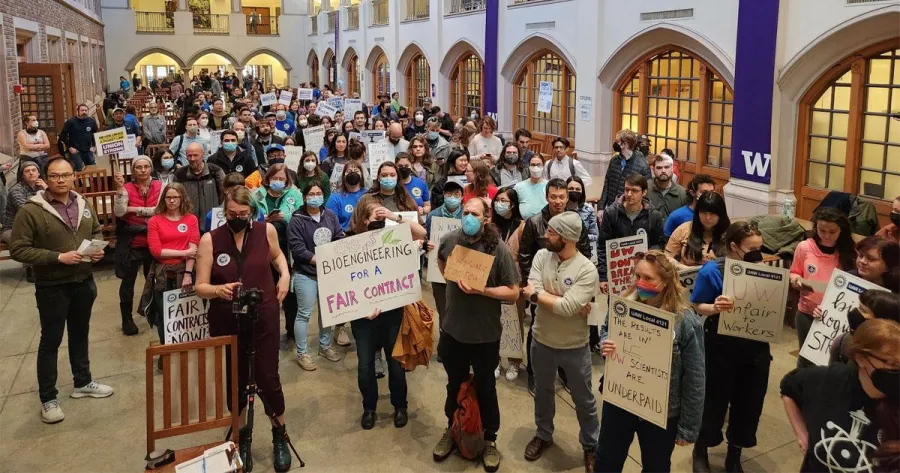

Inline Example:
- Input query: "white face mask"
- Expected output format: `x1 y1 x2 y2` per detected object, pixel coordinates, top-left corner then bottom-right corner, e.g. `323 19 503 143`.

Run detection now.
414 114 424 122
235 130 245 141
29 121 39 129
199 118 209 127
529 165 544 178
303 161 316 171
276 111 286 120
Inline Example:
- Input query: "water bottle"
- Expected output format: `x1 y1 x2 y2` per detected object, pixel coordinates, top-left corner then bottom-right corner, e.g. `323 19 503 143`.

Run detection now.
782 195 796 219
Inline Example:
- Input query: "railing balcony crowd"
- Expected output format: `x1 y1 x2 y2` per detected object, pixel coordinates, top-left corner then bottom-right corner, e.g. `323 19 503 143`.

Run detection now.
405 0 429 20
135 11 174 33
371 0 389 25
193 13 230 34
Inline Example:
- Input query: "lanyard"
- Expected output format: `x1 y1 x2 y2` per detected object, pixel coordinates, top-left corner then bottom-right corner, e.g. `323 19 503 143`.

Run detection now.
231 224 251 284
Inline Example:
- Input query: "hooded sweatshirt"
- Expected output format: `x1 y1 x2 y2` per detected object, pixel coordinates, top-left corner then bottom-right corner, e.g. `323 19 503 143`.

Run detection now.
287 207 344 277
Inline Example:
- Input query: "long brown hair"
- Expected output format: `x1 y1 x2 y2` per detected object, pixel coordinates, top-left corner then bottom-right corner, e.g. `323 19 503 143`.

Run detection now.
339 160 365 194
348 198 379 235
408 135 434 168
155 182 194 216
623 249 690 315
467 158 492 198
367 161 417 212
856 236 899 290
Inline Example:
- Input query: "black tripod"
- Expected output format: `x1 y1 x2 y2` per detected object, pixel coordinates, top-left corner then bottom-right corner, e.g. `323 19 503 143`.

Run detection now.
225 293 305 471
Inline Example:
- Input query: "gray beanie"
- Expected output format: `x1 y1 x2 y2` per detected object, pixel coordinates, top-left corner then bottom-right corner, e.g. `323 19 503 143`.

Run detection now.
548 211 583 242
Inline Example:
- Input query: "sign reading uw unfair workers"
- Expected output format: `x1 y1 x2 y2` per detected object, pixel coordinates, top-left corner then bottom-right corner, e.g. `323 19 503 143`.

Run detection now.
315 223 422 327
719 259 790 343
800 269 887 366
162 289 209 344
603 296 674 428
605 234 648 296
729 0 781 184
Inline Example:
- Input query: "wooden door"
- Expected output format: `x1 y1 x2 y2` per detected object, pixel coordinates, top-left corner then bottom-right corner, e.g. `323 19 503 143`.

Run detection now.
18 63 76 154
242 7 270 34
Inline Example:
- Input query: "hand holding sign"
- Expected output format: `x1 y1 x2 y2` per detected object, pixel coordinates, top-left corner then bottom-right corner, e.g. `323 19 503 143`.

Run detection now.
443 245 495 292
719 259 790 343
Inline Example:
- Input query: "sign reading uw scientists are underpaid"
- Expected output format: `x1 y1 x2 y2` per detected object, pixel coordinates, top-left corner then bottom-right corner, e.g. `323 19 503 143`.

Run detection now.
316 223 421 327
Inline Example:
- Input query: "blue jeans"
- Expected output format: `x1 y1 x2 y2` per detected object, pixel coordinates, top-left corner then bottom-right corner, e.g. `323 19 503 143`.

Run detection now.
292 273 332 355
351 308 406 411
69 151 95 171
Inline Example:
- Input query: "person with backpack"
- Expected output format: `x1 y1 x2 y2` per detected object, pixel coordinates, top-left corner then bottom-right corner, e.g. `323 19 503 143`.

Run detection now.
543 137 592 187
598 129 651 211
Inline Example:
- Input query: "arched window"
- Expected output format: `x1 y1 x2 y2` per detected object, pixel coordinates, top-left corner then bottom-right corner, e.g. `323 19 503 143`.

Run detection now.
325 52 337 90
372 52 390 101
513 51 576 146
450 53 483 120
615 48 733 184
405 53 430 109
795 41 900 221
309 52 319 85
346 52 360 96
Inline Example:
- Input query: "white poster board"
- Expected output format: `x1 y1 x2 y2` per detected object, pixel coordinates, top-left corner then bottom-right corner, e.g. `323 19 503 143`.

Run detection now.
361 130 386 144
579 95 593 121
447 175 469 187
426 217 461 283
328 163 345 190
603 296 674 429
800 270 887 366
678 267 700 293
284 145 304 173
208 130 224 155
260 92 277 107
385 211 419 227
327 97 344 111
122 134 139 159
315 101 338 119
348 132 362 143
278 89 293 106
162 289 210 344
367 142 392 177
94 127 127 155
297 88 314 101
344 98 363 120
537 81 553 114
588 296 608 327
605 234 648 296
719 259 790 343
499 302 523 358
210 207 225 230
302 125 325 155
315 224 422 327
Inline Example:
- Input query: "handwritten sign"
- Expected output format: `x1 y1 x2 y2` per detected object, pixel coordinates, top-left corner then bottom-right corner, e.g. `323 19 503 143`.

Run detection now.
284 145 304 173
603 296 674 429
316 224 422 327
426 217 461 283
678 267 700 293
122 134 139 159
361 130 386 144
94 127 127 155
344 98 363 120
579 95 593 121
605 234 648 296
315 101 338 119
499 302 523 358
443 245 495 292
297 88 314 101
719 259 789 343
162 289 209 344
303 125 325 155
327 97 344 112
800 270 886 366
537 81 553 114
210 206 225 230
278 89 293 106
368 141 392 177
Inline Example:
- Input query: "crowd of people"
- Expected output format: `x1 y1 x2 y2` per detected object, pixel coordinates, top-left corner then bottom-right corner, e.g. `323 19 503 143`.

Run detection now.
0 70 898 473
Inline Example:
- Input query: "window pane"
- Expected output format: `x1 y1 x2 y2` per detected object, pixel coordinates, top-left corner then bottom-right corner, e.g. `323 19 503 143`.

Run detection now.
832 112 849 139
810 137 828 160
864 115 888 142
868 59 892 85
861 142 884 169
859 170 885 198
828 166 845 190
809 162 826 187
830 139 847 165
886 174 900 201
811 111 831 135
833 86 851 111
866 87 889 113
814 88 833 109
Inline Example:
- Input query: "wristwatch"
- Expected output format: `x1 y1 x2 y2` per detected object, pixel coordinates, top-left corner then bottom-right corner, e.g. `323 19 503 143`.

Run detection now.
396 214 403 223
529 290 540 304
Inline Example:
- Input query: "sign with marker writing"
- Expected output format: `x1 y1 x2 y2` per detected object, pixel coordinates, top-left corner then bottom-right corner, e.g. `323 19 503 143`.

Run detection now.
603 296 674 429
499 302 523 358
579 95 592 121
443 245 495 292
260 92 277 107
605 234 648 296
327 97 344 111
297 88 314 101
315 224 421 327
343 98 363 120
678 267 700 293
303 125 325 155
94 127 127 155
278 89 293 106
537 81 553 114
210 207 225 230
426 217 462 283
800 270 886 366
163 289 210 344
284 145 304 173
315 101 339 119
367 141 392 178
719 259 789 343
122 134 139 159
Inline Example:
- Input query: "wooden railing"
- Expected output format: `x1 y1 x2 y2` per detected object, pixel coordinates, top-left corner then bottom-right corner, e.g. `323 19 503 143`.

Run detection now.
193 13 229 34
346 4 359 30
405 0 429 20
135 11 174 33
371 0 389 25
448 0 485 14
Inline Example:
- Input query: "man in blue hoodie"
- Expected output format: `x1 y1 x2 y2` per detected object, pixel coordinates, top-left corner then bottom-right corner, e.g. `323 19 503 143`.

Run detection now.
59 104 99 171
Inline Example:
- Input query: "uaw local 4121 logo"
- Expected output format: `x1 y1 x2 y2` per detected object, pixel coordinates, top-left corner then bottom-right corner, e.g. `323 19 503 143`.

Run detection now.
834 274 847 289
730 262 744 277
166 292 178 304
613 300 627 317
610 242 619 250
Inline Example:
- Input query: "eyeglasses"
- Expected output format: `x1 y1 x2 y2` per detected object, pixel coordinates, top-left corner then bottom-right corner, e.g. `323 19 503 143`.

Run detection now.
48 173 74 180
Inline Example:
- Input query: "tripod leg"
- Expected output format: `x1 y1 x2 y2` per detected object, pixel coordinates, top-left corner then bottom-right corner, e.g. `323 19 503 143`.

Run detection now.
256 391 305 468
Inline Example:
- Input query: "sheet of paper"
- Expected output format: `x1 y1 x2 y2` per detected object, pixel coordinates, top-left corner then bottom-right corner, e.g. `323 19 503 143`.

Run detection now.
77 239 108 262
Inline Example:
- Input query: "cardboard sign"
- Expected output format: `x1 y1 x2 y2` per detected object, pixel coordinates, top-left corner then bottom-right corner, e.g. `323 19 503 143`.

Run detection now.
361 130 386 144
537 81 553 113
302 125 325 154
328 162 344 190
499 302 523 358
162 289 210 344
210 207 225 230
603 296 674 429
284 145 305 173
344 98 363 120
800 270 887 366
426 217 462 283
719 259 789 343
278 89 293 106
316 224 422 327
327 97 344 111
443 245 495 292
297 88 314 101
605 234 648 296
315 101 338 119
94 127 127 155
260 92 277 107
122 134 139 159
367 142 392 177
678 267 700 293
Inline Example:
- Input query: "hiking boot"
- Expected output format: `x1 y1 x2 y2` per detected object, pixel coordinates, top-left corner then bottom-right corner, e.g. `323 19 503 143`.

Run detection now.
120 302 138 336
336 325 352 346
238 425 252 471
318 345 342 362
432 428 456 462
725 444 744 473
393 408 408 428
271 424 291 472
483 440 500 472
297 354 317 371
524 436 552 461
361 410 376 430
70 381 114 399
693 444 711 473
584 450 595 473
375 351 385 379
41 399 65 424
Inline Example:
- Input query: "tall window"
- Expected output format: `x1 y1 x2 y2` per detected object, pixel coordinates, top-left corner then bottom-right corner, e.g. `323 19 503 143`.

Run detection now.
796 41 900 220
325 52 336 89
616 48 733 181
405 53 430 109
450 53 483 120
309 52 319 85
513 51 576 143
346 51 360 96
372 52 390 101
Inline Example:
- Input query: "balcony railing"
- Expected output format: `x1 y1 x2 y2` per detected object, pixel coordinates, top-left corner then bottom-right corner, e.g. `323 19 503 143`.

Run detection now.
371 0 389 25
405 0 429 20
309 15 318 34
246 14 279 35
135 11 174 33
448 0 485 14
193 13 230 34
346 4 359 30
326 11 336 32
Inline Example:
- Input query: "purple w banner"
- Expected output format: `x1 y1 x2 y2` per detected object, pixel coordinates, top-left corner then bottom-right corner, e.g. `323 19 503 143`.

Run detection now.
729 0 780 184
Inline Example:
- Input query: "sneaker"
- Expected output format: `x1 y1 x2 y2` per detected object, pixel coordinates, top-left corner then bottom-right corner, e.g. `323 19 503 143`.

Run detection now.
494 365 501 379
483 440 501 472
297 354 317 371
41 400 65 424
70 381 114 399
375 351 385 379
432 428 457 462
505 364 519 382
318 345 342 362
336 326 352 347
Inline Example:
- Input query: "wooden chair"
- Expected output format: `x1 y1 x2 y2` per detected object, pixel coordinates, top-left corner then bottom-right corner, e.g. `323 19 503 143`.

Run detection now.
74 168 109 193
146 336 240 472
112 157 134 178
84 191 117 241
146 143 171 159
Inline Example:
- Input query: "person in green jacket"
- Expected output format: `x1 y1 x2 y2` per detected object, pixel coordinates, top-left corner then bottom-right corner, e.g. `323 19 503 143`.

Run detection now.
8 157 114 425
294 151 331 204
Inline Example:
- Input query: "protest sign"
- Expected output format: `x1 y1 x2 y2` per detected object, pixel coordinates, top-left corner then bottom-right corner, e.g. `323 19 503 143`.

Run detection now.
260 92 277 107
499 302 523 358
316 224 422 327
603 296 674 429
361 130 386 144
348 132 362 143
162 289 209 344
284 145 305 173
605 234 648 296
208 130 224 155
447 175 469 187
679 267 700 293
537 81 553 113
328 97 344 111
385 211 419 227
94 127 127 155
315 101 338 119
426 217 462 283
278 89 293 106
303 125 325 154
719 259 789 343
368 142 392 177
443 245 495 292
579 95 593 121
121 134 139 159
210 207 225 230
800 270 887 366
588 295 608 327
297 88 314 101
344 98 363 119
328 163 345 190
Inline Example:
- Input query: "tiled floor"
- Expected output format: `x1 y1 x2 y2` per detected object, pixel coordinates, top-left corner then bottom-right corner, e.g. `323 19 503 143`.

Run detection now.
0 260 804 472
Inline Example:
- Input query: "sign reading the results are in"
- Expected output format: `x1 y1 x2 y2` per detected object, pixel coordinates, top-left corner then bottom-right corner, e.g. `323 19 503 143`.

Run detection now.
719 258 789 343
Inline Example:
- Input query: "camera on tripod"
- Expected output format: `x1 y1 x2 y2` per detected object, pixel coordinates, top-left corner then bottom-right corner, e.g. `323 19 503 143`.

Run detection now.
232 288 264 315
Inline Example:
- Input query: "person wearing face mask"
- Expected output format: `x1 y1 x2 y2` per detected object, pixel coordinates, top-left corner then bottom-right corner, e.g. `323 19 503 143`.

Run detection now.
326 161 368 232
647 151 690 221
595 250 705 473
208 130 256 178
829 289 900 365
429 149 469 210
395 153 431 215
521 212 599 471
424 180 465 324
636 134 652 157
169 117 209 166
387 123 410 158
433 198 521 472
690 222 772 473
490 187 527 381
16 114 51 168
252 121 285 167
598 129 651 211
275 105 295 136
288 101 301 123
142 103 167 146
781 319 900 473
404 108 428 141
513 154 549 220
357 162 426 239
565 176 599 254
875 196 900 243
424 117 452 168
292 115 310 148
491 143 528 188
152 149 178 187
295 151 331 205
231 122 257 165
195 111 213 156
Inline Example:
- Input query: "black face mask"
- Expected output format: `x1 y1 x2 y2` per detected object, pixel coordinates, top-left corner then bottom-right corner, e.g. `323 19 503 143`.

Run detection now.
504 155 518 165
227 217 249 234
568 191 583 205
367 220 386 231
638 145 650 156
892 211 900 227
613 142 622 153
847 307 867 331
398 167 412 179
345 172 361 186
742 249 764 263
871 366 900 402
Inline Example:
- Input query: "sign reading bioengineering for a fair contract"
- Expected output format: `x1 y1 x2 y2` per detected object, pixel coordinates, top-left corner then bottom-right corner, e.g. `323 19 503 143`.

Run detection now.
315 223 422 327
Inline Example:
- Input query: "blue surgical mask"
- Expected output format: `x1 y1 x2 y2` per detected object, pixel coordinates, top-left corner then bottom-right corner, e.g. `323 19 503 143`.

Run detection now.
462 214 482 236
269 180 286 192
444 196 461 211
161 158 175 170
223 142 238 153
306 195 324 208
379 177 397 190
427 131 439 141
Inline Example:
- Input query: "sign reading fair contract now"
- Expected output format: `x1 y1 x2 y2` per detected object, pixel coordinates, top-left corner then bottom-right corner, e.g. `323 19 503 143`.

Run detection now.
315 224 421 327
